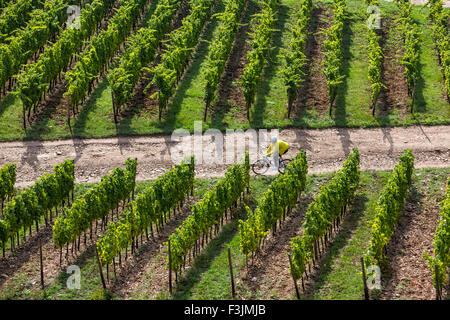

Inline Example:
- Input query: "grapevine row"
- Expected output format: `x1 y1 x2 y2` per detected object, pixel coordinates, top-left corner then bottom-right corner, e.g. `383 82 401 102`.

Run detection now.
395 0 420 112
52 158 137 250
97 157 195 267
239 151 308 259
168 153 250 276
202 0 248 121
366 0 385 115
64 0 148 115
290 148 360 282
428 0 450 100
425 177 450 299
281 0 312 118
0 0 44 43
364 149 414 266
0 0 69 105
0 163 17 212
241 0 278 120
152 0 216 121
0 159 74 256
322 0 346 116
15 0 117 125
107 0 183 122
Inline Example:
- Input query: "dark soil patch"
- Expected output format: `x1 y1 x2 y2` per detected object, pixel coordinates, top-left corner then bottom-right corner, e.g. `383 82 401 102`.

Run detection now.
377 16 410 119
378 186 445 300
0 200 129 296
292 4 332 117
210 0 257 126
238 196 313 299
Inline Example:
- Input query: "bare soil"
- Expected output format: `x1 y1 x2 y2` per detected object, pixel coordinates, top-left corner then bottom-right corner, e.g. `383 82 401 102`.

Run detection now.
378 17 410 118
238 196 313 299
378 186 448 300
292 4 332 117
0 125 448 188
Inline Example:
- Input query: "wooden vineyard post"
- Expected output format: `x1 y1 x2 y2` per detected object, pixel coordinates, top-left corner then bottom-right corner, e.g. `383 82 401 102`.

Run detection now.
39 238 44 290
288 253 300 300
168 239 173 295
434 264 441 300
361 257 369 300
227 248 235 299
95 247 107 290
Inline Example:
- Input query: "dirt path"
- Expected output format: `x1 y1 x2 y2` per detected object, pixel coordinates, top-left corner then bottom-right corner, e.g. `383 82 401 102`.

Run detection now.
0 125 448 187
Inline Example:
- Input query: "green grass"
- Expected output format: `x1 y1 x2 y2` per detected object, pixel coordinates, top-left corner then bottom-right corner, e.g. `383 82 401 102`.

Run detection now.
0 0 448 142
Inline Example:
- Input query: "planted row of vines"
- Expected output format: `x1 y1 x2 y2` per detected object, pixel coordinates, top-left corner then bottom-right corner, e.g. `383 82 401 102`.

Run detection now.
15 0 117 127
239 151 308 260
96 157 195 273
289 148 360 288
0 160 74 257
107 0 183 122
52 158 137 262
168 153 250 279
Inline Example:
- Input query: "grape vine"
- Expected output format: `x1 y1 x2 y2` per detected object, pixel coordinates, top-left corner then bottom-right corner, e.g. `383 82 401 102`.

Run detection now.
0 159 74 256
202 0 248 121
97 156 195 267
239 151 308 259
280 0 312 118
365 149 414 266
52 158 137 250
168 153 250 276
152 0 216 121
241 0 278 120
290 148 360 282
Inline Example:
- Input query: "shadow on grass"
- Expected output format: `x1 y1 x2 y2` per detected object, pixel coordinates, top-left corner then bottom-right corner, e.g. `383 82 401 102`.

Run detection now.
157 0 226 133
333 12 354 156
250 2 290 127
210 0 257 129
72 79 111 138
0 94 15 118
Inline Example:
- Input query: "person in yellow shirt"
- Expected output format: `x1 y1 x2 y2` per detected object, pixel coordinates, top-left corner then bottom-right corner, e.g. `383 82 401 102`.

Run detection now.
266 136 289 169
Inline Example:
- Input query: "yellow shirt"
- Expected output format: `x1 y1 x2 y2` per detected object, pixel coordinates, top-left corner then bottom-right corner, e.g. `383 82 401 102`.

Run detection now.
266 140 289 156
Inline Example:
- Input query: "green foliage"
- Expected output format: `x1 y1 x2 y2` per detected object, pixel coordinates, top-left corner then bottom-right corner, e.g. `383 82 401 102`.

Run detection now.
64 0 148 109
168 153 250 273
290 148 360 280
395 0 420 103
425 177 450 291
0 163 16 202
427 0 450 99
322 0 346 109
152 0 216 116
107 0 182 112
365 0 385 110
241 0 279 117
0 0 69 96
96 156 195 265
280 0 312 115
203 0 247 110
16 0 116 112
0 159 74 247
239 150 308 256
0 0 44 43
365 149 414 266
52 158 137 248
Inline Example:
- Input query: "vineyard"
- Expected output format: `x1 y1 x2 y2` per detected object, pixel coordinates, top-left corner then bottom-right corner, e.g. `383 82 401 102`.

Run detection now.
0 0 447 140
0 0 449 303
